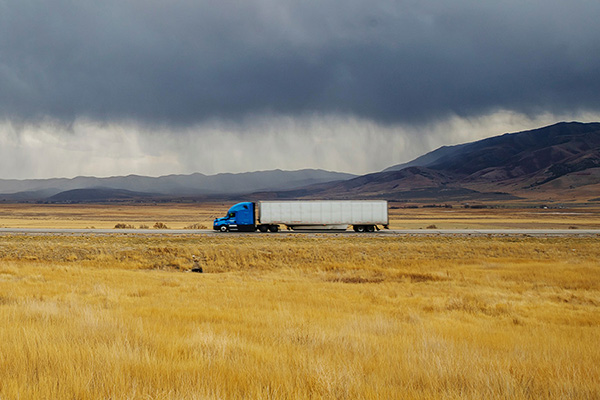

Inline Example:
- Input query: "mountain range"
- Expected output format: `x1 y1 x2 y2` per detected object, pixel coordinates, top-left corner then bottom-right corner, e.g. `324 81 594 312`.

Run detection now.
275 121 599 203
2 121 599 203
0 170 356 202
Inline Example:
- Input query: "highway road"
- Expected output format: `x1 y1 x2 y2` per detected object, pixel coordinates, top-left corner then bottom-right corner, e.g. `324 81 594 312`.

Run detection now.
1 228 599 236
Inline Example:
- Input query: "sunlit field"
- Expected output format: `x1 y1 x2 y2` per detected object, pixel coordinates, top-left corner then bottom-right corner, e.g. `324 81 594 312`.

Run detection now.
0 203 227 230
1 233 599 399
1 202 600 229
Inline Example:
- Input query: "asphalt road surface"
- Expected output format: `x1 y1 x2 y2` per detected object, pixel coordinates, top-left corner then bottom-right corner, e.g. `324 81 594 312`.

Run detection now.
1 228 599 236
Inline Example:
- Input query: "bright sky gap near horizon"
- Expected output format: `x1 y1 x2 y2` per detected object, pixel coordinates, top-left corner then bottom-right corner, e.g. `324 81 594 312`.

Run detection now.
1 1 600 179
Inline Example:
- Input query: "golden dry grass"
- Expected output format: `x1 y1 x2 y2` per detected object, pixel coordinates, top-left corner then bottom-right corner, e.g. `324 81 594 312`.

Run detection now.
0 203 227 229
1 233 599 399
387 206 600 229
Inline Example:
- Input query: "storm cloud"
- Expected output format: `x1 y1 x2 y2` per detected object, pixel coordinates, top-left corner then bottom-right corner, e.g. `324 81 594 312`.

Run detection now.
2 0 600 126
1 1 600 179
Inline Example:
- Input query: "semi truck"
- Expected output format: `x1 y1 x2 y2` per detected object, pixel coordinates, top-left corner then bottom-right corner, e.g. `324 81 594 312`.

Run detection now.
213 200 388 232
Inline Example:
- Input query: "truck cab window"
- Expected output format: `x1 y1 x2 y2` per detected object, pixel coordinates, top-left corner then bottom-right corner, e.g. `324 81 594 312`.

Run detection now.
229 212 236 218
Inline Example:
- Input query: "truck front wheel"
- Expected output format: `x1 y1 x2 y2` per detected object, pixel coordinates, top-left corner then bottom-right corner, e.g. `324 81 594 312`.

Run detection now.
219 225 229 232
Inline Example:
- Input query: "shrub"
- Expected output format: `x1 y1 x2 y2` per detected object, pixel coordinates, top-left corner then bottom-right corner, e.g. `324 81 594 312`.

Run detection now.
184 223 207 230
114 223 135 229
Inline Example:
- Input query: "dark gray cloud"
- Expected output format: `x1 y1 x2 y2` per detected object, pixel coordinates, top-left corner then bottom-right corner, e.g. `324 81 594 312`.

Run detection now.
1 0 600 126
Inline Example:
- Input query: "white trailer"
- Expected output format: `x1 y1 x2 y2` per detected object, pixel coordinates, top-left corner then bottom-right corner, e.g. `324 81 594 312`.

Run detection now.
257 200 388 232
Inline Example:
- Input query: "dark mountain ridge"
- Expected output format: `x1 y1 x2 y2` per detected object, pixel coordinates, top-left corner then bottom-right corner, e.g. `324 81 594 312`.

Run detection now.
46 188 159 203
1 122 598 203
386 122 600 174
271 122 600 202
0 169 356 202
428 122 600 179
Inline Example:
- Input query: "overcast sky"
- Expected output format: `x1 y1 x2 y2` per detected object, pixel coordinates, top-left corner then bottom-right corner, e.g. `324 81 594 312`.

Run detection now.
1 0 600 179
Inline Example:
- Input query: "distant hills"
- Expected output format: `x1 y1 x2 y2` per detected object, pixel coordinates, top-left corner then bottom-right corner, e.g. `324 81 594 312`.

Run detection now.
258 122 600 203
2 122 599 203
0 169 356 203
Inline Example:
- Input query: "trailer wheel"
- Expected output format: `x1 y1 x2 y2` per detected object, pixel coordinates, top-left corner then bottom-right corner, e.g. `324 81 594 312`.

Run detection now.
268 225 279 233
355 225 366 233
367 225 375 232
219 225 229 232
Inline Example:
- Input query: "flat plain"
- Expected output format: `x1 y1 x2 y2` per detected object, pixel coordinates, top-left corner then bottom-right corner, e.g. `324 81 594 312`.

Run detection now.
0 203 599 399
1 202 600 230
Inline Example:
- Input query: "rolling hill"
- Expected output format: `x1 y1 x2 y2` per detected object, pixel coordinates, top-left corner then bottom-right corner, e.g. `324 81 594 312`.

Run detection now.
0 169 356 202
1 122 598 203
266 122 600 203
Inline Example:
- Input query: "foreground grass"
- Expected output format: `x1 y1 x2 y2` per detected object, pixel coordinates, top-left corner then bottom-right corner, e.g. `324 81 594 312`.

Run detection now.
0 234 599 399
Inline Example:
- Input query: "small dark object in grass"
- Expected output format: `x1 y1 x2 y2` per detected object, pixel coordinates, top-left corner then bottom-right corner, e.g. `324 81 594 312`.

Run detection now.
426 224 438 229
191 256 203 273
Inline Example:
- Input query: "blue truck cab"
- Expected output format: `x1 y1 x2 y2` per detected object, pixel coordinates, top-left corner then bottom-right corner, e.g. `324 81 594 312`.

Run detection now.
213 202 256 232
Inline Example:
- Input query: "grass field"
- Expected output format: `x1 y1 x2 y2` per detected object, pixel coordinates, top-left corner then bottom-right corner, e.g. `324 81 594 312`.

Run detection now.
1 203 600 230
1 232 599 399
